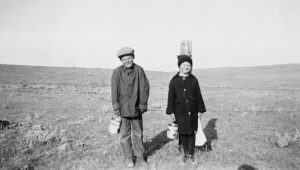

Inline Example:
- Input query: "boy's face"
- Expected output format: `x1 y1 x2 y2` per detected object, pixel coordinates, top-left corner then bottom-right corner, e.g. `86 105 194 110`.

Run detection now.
179 62 192 74
121 55 134 68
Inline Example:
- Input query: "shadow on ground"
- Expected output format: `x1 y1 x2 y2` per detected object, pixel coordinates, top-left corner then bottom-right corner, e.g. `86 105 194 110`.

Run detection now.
203 118 218 141
238 164 257 170
144 119 218 160
196 118 218 151
144 130 172 160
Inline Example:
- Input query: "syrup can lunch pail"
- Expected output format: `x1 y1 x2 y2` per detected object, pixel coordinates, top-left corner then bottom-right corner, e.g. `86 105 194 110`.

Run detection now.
108 116 121 134
167 123 178 139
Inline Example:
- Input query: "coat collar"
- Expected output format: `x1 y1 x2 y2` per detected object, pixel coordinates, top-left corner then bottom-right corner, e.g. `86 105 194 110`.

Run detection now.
171 72 196 80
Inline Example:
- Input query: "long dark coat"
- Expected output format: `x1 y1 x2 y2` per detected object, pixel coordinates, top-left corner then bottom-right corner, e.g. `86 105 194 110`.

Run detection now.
166 73 206 134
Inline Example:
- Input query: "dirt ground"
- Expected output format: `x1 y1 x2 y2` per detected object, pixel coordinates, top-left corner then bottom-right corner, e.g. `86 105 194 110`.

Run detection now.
0 64 299 170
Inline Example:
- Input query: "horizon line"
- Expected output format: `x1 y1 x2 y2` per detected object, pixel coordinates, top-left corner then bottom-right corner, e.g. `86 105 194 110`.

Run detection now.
0 62 299 72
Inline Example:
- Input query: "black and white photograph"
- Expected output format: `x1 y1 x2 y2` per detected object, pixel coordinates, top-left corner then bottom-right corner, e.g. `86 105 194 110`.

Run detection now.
0 0 300 169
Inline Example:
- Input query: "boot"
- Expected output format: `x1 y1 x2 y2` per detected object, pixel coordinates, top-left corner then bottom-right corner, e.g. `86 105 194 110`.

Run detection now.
135 157 148 166
188 155 195 162
124 157 134 168
182 154 188 162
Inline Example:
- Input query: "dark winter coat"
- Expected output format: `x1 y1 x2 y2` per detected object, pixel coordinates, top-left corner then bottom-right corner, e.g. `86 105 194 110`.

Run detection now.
166 73 206 134
111 63 150 117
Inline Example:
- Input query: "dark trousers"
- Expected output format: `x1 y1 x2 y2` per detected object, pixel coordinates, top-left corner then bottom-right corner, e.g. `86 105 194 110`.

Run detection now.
120 116 144 158
180 133 195 155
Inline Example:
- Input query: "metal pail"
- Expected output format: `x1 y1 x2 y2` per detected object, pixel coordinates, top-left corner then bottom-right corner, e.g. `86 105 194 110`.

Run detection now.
167 123 178 139
108 116 121 134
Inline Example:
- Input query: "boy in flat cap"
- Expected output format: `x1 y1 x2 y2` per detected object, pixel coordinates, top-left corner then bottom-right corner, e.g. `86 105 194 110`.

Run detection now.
166 55 206 162
111 47 150 168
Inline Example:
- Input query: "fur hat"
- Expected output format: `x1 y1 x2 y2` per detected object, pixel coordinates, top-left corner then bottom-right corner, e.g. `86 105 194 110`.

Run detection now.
177 55 193 67
117 47 135 59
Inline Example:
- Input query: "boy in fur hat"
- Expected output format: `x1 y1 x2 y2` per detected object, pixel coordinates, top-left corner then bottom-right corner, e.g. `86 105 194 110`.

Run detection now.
166 55 206 162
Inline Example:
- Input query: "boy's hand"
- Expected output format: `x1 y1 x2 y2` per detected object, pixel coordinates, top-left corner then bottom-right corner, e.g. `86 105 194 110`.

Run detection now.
198 112 203 120
170 113 176 123
114 109 120 116
139 109 147 114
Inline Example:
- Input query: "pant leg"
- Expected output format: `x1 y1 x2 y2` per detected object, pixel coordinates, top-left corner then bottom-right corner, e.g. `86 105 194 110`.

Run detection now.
180 133 196 155
188 133 196 155
178 133 183 153
120 117 133 158
178 133 182 145
131 115 145 157
180 134 189 155
187 133 196 155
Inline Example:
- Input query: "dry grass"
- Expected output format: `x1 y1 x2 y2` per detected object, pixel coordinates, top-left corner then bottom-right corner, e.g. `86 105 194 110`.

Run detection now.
0 64 300 170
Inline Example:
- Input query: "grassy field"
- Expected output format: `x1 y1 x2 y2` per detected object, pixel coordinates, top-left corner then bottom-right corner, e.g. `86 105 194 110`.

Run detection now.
0 64 299 170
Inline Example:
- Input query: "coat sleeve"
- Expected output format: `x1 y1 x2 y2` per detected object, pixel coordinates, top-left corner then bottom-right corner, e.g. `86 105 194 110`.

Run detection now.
138 68 150 110
166 80 175 114
111 69 120 111
196 79 206 113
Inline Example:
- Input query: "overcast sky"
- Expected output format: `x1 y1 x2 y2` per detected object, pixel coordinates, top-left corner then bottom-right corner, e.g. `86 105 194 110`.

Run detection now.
0 0 299 71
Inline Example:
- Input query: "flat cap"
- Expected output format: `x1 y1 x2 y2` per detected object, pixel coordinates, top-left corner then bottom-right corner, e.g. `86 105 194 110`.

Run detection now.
117 47 135 59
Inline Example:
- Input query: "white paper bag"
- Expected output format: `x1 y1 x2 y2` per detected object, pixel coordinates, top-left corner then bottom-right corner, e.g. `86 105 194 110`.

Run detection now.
195 118 207 146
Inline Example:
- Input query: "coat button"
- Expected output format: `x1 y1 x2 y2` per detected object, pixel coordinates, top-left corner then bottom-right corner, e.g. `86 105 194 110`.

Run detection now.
188 112 191 115
184 89 186 91
186 100 188 103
